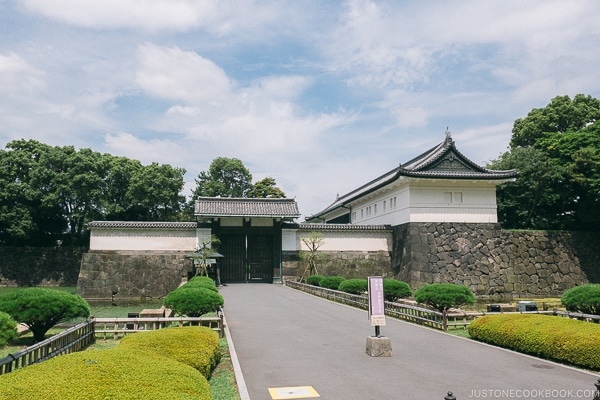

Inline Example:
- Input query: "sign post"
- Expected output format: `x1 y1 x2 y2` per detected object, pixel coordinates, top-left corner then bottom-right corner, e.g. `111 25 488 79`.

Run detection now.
365 276 392 357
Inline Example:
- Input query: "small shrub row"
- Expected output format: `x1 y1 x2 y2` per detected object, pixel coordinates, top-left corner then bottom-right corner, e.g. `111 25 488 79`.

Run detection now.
305 275 412 301
0 327 220 399
468 314 600 370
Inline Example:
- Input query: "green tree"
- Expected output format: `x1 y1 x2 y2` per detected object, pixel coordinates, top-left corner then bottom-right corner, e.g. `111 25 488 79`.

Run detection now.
164 287 224 317
192 157 253 198
489 94 600 230
248 177 286 198
126 162 186 221
414 283 475 313
0 288 90 342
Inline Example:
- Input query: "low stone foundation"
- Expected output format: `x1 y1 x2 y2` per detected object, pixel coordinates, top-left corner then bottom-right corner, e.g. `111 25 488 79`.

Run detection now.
77 251 191 299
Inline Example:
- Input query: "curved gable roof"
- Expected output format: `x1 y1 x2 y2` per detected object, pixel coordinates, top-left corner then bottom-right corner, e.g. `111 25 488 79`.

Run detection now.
306 133 517 221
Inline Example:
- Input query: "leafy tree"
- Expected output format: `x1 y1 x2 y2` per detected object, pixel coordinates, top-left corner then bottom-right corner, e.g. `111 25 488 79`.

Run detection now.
414 283 475 313
126 162 186 221
0 288 90 342
489 94 600 230
0 311 18 346
561 284 600 315
164 287 224 317
511 94 600 147
248 177 286 198
192 157 252 198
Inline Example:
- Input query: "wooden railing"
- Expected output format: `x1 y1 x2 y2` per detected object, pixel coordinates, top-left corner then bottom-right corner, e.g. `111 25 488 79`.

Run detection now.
285 280 600 331
94 314 224 340
0 312 224 376
0 320 95 375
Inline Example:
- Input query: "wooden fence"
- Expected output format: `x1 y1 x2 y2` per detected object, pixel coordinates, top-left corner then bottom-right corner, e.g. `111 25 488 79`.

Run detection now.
0 313 224 376
0 320 95 375
285 280 600 331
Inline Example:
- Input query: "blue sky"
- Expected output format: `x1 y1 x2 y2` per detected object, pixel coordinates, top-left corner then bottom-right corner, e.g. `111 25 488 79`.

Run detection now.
1 0 600 218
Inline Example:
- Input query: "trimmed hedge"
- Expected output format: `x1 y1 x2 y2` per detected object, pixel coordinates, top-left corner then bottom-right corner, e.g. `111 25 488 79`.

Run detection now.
120 326 220 378
0 311 18 347
338 279 368 295
320 276 345 290
383 279 412 302
561 284 600 315
305 275 325 286
468 314 600 370
0 327 218 399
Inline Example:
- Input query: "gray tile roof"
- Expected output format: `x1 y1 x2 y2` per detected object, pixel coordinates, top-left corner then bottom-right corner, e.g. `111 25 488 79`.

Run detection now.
284 222 392 232
195 197 301 218
87 221 197 229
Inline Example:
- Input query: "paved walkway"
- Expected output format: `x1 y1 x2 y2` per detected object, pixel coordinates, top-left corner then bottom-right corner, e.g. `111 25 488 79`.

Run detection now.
221 283 598 400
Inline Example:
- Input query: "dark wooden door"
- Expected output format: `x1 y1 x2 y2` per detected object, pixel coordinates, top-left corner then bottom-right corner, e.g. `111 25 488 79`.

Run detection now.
219 235 246 282
247 235 273 282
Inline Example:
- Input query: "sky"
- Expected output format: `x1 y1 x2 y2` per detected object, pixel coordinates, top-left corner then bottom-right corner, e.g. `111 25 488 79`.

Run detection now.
1 1 600 218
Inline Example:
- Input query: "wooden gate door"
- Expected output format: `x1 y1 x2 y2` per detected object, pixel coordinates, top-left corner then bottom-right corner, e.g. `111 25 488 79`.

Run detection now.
246 235 273 282
219 235 246 282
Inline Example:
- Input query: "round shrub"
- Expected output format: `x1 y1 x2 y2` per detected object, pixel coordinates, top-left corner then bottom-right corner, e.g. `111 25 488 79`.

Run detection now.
184 276 219 292
0 288 90 342
561 284 600 315
414 283 475 312
164 287 224 317
383 279 412 302
320 276 345 290
305 275 325 286
0 311 18 347
468 314 600 370
338 279 368 295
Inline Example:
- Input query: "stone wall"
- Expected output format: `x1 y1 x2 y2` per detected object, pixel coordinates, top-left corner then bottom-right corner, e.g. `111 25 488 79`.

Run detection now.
77 252 192 299
0 246 85 286
393 223 600 296
282 250 393 280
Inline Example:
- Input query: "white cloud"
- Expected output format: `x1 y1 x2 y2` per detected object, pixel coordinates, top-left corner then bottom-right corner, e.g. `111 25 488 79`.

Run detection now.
0 52 45 94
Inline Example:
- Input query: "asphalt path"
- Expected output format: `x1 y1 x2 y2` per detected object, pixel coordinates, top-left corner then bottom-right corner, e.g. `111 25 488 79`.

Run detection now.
220 283 599 400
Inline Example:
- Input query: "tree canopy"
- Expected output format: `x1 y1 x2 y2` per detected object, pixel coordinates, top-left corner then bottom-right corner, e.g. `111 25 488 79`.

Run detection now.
0 139 186 245
488 94 600 230
190 157 286 201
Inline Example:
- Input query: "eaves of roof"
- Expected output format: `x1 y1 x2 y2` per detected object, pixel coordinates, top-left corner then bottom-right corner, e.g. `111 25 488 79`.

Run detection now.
87 221 197 229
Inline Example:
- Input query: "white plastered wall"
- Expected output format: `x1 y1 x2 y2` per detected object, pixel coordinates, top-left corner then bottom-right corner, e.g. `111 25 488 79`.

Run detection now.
89 227 197 251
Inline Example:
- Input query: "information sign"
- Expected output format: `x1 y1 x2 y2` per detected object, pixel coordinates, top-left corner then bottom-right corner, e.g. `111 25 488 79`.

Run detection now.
368 276 386 326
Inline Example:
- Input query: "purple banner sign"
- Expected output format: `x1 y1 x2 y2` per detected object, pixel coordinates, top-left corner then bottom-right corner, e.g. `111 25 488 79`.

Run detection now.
368 276 386 326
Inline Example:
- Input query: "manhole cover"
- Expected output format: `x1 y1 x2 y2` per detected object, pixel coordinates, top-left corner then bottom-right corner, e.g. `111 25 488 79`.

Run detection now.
532 363 555 369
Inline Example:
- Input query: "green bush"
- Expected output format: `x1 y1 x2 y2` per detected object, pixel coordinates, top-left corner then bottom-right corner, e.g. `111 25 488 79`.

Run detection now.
468 314 600 370
0 311 18 347
120 326 220 378
338 279 368 295
184 276 219 292
0 331 214 399
305 275 325 286
320 276 345 290
164 286 224 317
561 284 600 315
414 283 475 312
0 288 90 342
383 279 412 302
